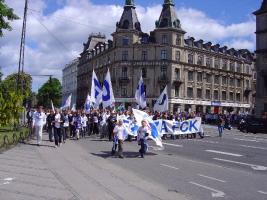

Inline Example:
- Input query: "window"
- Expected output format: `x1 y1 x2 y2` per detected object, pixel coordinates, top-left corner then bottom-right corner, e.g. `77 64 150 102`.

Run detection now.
142 50 147 61
142 68 147 78
206 89 211 99
188 53 194 64
222 76 227 85
162 34 167 44
122 67 127 77
214 75 220 84
175 68 180 80
214 59 220 69
230 62 235 72
175 51 180 61
206 57 211 67
222 60 227 70
121 86 127 97
229 92 234 101
236 79 241 87
188 71 194 81
246 80 250 88
122 51 128 61
236 93 241 101
176 35 181 45
246 65 250 74
187 87 194 98
236 63 242 73
160 85 165 93
230 78 235 86
214 90 219 100
222 91 227 100
197 56 203 65
161 66 167 77
197 72 202 82
175 85 179 97
161 50 167 60
206 74 211 83
197 88 202 98
107 55 111 64
122 38 129 46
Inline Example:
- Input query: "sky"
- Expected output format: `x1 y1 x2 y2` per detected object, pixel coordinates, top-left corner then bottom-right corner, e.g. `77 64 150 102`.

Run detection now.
0 0 263 92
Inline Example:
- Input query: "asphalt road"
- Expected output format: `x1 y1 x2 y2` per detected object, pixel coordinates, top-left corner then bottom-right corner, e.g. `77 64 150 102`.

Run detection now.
78 125 267 200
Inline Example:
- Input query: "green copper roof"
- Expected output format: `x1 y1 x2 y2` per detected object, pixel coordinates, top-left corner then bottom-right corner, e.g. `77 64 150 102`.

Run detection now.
125 0 134 6
164 0 174 5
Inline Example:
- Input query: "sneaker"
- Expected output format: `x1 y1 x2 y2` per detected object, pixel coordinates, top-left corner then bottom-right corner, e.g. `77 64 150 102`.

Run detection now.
54 145 58 148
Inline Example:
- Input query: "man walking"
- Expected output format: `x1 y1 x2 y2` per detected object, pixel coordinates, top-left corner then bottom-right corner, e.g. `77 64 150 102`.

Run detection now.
32 106 46 146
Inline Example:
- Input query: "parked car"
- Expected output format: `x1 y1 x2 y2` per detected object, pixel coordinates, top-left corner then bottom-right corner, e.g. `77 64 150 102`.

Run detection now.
238 117 267 134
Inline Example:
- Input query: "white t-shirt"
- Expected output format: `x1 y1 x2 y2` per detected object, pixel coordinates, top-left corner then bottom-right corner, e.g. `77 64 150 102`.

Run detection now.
93 116 98 123
33 111 46 127
82 116 88 127
54 113 61 128
113 125 126 140
137 126 148 140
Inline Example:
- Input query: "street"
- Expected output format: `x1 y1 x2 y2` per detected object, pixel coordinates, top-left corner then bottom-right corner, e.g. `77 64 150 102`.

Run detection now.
78 125 267 200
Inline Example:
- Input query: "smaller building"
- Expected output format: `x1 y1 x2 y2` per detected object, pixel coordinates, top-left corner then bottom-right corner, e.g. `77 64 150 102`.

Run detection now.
62 58 79 106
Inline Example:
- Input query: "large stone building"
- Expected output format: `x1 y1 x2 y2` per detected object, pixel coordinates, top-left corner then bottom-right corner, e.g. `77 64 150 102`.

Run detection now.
62 58 79 106
77 0 255 114
254 0 267 116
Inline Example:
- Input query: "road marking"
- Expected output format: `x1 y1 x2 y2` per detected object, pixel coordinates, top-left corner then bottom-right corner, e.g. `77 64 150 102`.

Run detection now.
258 190 267 195
160 164 179 170
213 158 267 171
197 174 226 183
239 145 267 150
234 138 258 142
189 181 225 198
162 142 183 147
205 150 243 157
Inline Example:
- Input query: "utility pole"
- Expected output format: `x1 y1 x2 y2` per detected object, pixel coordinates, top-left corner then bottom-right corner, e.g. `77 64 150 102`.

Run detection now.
17 0 28 92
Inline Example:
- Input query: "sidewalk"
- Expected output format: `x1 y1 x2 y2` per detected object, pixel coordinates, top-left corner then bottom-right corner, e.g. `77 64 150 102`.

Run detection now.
0 132 190 200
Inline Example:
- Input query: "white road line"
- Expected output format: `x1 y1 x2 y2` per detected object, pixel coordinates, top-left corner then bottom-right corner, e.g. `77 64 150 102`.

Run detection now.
258 190 267 195
205 150 243 157
189 181 225 198
239 145 267 150
234 138 258 142
213 158 267 171
160 164 179 170
162 142 183 147
197 174 226 183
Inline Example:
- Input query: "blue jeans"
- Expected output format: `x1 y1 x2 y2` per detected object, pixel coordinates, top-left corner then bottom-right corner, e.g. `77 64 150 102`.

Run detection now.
218 125 224 137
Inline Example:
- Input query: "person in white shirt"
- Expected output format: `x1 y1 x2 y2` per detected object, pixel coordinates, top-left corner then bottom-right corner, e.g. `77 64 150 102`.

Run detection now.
81 113 88 138
54 109 63 147
137 120 149 158
112 120 126 158
32 106 46 146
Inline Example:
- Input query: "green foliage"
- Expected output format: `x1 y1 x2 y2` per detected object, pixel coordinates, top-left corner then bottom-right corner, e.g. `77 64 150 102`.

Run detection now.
37 78 62 108
0 0 19 37
0 91 24 127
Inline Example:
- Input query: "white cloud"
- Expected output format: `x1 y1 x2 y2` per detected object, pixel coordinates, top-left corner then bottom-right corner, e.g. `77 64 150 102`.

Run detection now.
0 0 256 92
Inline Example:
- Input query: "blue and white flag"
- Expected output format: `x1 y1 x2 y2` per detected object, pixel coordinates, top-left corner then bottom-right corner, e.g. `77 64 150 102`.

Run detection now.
90 70 102 108
71 103 76 112
154 86 168 112
132 109 162 147
61 94 72 109
51 100 55 113
84 94 91 114
135 76 146 109
102 69 115 108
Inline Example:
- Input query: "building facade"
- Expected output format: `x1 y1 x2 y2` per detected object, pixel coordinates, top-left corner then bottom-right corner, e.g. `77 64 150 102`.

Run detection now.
77 0 255 114
254 0 267 116
62 58 79 106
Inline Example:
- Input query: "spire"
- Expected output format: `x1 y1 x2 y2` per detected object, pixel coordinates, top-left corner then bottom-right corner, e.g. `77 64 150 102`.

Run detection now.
155 0 185 31
125 0 134 7
116 0 141 31
254 0 267 15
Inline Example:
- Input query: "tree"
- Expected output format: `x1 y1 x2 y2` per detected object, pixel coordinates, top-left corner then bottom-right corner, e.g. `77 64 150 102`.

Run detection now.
37 78 62 108
0 0 19 37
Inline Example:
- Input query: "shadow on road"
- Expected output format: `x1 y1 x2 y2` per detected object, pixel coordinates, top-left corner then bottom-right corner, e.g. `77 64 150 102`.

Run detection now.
91 151 157 159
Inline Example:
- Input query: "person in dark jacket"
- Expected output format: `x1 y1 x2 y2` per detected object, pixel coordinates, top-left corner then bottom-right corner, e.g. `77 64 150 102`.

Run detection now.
46 110 55 142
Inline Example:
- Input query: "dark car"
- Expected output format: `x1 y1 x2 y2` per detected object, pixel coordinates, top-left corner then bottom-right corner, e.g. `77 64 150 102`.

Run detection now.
239 117 267 134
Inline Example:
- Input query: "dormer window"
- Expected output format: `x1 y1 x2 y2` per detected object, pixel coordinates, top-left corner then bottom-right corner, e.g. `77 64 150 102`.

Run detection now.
122 37 129 46
122 20 129 29
176 35 181 46
162 34 168 44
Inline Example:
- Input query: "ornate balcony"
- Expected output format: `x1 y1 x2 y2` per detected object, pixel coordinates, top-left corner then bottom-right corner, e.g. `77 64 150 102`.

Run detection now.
158 75 170 84
244 87 252 96
172 77 183 85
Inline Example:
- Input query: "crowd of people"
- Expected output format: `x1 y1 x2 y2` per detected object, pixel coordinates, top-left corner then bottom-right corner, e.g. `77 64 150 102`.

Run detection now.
26 106 249 158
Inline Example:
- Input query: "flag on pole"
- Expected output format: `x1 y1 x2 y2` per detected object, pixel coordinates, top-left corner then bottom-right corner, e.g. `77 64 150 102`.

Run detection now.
132 109 162 147
62 94 72 109
135 76 146 109
153 86 168 112
90 70 102 108
71 103 76 112
102 68 115 108
84 94 91 114
51 100 55 113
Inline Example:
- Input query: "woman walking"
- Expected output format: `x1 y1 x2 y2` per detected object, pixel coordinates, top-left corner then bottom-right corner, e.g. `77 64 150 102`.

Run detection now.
112 120 126 158
137 120 149 158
